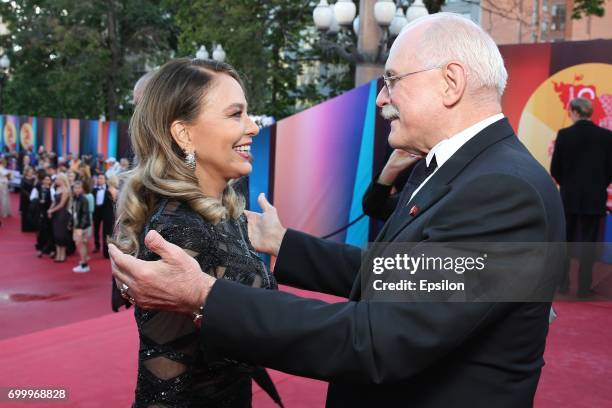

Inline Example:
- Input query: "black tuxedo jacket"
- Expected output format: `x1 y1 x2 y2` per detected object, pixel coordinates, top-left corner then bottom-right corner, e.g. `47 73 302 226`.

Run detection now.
550 119 612 216
92 186 114 220
200 118 565 407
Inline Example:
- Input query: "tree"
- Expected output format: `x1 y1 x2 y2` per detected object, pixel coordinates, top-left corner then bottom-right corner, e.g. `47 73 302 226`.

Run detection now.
0 0 175 120
166 0 352 119
572 0 606 19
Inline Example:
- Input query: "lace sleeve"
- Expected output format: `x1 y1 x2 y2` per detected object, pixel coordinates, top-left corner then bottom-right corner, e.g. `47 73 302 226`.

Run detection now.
140 200 219 274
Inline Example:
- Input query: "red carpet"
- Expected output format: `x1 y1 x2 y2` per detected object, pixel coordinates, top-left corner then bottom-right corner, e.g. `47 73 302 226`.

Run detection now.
0 194 116 341
1 193 611 407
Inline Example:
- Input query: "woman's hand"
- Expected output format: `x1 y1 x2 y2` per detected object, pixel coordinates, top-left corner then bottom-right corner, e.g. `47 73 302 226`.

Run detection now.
378 149 422 186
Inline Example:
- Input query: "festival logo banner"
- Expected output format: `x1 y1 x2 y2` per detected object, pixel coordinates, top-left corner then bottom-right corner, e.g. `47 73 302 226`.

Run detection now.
518 63 612 210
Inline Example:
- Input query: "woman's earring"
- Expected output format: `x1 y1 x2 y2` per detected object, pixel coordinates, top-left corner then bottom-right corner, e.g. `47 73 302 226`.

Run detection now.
185 150 196 170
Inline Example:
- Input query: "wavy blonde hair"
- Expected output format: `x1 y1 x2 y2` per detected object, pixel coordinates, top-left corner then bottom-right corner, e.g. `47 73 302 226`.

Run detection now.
114 58 246 255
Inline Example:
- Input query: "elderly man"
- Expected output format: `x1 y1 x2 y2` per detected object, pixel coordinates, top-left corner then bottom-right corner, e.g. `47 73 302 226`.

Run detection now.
111 13 564 407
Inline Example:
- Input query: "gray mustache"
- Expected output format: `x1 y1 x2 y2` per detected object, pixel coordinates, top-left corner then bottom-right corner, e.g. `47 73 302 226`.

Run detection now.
381 104 400 121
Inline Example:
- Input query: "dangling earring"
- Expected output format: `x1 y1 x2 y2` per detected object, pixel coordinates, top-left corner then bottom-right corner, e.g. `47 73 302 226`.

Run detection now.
184 150 196 170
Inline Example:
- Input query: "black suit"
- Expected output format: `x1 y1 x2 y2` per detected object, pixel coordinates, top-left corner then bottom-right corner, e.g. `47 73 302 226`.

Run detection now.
92 186 114 257
550 119 612 294
199 118 565 407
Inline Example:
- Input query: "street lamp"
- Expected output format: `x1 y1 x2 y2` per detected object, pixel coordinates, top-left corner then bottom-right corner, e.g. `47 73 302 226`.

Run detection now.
196 44 227 63
212 44 226 63
312 0 430 85
405 0 429 22
334 0 357 26
0 54 10 113
195 45 210 60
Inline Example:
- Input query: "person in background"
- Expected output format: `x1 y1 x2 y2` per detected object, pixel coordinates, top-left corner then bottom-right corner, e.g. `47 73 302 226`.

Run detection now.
78 162 92 186
106 174 120 248
48 152 58 168
0 158 12 218
72 180 91 273
19 165 37 232
34 174 55 258
47 166 57 181
95 154 106 175
83 178 95 231
48 173 71 263
107 174 120 202
27 146 37 168
551 97 612 297
22 155 31 172
92 173 114 258
64 170 78 257
105 157 121 178
67 169 78 186
119 158 130 173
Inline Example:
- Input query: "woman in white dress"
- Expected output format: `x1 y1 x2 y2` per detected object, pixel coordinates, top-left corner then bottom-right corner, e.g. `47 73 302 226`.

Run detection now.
0 158 13 218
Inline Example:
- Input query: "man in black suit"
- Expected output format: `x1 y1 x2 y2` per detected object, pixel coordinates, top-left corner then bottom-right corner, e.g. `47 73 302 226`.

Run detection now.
111 13 565 407
551 97 612 297
92 174 114 258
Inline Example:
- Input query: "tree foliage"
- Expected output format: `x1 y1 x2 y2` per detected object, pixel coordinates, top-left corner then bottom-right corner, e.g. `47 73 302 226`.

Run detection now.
166 0 352 119
572 0 606 19
0 0 606 121
0 0 175 120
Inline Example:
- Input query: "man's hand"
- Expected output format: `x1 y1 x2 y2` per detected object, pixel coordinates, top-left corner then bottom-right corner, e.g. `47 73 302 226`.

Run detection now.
244 193 287 256
378 149 421 186
109 230 216 314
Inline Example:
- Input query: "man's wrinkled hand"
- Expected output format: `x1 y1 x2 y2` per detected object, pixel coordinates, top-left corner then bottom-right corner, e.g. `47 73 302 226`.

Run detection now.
244 193 286 257
109 230 215 314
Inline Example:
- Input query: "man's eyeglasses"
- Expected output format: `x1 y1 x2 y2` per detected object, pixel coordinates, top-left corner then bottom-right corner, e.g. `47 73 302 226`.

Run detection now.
382 66 441 93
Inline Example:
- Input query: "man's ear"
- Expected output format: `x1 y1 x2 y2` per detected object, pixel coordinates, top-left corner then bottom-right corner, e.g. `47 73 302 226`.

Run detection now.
442 61 467 108
170 121 192 151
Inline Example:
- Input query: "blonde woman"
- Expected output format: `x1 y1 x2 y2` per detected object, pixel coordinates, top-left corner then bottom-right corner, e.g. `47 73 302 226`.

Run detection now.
113 59 279 407
47 173 71 262
0 158 12 218
107 174 120 202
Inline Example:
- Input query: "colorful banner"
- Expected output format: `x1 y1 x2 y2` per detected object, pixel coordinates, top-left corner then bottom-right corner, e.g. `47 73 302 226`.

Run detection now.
272 82 371 244
0 115 128 160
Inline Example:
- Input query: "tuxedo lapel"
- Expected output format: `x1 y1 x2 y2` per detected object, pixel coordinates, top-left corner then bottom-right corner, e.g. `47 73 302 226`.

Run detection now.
382 183 451 242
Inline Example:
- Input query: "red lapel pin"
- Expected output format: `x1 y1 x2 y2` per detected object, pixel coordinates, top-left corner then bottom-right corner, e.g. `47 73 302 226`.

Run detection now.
409 205 419 217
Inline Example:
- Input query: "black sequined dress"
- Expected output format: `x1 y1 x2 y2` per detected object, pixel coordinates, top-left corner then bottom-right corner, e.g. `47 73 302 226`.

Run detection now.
133 199 277 408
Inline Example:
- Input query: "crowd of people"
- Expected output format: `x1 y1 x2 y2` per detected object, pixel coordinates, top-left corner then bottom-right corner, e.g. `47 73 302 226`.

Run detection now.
0 146 128 273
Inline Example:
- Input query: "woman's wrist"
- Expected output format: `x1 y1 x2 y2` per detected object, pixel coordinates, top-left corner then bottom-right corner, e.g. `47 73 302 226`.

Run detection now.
378 167 401 186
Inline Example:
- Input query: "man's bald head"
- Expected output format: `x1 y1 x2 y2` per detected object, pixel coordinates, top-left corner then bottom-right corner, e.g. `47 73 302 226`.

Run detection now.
133 70 156 106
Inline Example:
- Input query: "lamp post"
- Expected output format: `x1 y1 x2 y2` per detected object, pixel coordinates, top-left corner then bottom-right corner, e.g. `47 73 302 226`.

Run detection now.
313 0 429 86
0 54 10 113
196 44 227 63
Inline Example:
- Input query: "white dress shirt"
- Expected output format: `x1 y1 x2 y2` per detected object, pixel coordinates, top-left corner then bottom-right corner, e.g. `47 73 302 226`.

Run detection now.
96 186 107 206
409 113 505 202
